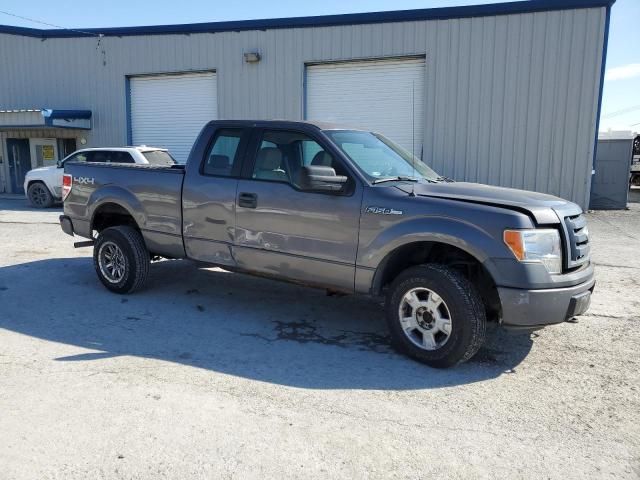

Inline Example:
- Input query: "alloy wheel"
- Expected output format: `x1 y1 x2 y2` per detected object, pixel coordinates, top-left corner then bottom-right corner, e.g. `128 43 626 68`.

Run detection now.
398 287 452 350
98 241 127 283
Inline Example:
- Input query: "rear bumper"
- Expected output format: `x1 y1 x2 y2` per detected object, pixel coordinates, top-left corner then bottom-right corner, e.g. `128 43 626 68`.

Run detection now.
59 215 74 236
498 276 595 331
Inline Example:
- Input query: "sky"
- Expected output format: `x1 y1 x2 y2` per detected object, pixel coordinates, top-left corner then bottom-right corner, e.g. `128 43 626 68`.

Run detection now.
1 0 638 132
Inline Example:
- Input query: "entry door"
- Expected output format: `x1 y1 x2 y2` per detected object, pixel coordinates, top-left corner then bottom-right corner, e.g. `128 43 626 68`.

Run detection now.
29 138 58 168
7 139 31 194
234 129 362 292
590 139 633 209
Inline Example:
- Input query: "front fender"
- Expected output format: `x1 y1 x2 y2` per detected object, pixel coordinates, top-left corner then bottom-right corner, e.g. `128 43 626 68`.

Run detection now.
358 216 510 291
359 216 508 265
25 174 58 199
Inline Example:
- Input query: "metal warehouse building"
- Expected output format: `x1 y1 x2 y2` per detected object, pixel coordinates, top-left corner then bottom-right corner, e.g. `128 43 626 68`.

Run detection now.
0 0 612 208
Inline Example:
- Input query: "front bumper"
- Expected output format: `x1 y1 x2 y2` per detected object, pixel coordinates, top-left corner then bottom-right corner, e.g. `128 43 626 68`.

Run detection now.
498 276 595 331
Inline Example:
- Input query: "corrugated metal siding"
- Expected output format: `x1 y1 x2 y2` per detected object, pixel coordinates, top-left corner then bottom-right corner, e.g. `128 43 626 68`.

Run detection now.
0 6 606 206
0 111 42 126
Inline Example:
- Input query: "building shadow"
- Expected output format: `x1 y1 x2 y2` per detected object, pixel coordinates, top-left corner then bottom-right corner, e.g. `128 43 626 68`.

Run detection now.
0 257 534 390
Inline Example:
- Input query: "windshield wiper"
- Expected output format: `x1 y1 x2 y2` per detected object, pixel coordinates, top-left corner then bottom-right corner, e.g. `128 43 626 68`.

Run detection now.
372 176 420 185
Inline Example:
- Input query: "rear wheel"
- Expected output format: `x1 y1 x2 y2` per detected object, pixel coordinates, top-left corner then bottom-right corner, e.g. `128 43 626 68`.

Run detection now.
385 264 486 368
27 182 54 208
93 226 149 294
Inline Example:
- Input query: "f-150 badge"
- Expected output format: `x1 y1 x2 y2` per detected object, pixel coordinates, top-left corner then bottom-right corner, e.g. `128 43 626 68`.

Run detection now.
366 206 403 215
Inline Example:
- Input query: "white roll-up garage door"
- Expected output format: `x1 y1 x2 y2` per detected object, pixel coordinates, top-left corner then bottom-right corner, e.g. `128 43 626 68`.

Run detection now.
129 72 218 163
306 58 425 157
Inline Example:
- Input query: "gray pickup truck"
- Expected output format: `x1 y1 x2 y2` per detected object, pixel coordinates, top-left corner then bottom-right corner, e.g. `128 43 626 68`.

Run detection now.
60 120 594 367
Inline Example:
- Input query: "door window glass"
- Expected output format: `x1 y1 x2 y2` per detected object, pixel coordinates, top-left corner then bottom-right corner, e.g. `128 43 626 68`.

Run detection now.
203 129 245 176
252 130 345 186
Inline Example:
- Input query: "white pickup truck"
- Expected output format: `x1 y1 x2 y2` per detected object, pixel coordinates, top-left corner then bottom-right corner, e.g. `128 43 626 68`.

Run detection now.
24 146 175 208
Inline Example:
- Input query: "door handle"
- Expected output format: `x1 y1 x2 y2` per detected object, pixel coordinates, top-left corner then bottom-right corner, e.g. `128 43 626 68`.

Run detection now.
238 192 258 208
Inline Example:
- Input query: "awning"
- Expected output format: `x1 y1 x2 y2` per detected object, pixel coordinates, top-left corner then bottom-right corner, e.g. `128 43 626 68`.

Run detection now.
0 108 92 130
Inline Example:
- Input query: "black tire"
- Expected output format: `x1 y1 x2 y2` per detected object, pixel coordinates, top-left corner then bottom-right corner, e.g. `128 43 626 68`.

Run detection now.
93 226 150 294
27 182 54 208
385 264 486 368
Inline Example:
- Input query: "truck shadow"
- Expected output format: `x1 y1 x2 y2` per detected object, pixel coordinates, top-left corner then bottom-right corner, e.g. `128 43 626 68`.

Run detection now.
0 196 62 212
0 257 533 390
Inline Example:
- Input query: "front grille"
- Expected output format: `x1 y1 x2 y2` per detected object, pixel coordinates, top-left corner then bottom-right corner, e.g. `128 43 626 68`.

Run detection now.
564 214 590 268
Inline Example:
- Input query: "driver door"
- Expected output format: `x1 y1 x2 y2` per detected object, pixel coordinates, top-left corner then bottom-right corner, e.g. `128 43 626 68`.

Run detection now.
234 128 363 292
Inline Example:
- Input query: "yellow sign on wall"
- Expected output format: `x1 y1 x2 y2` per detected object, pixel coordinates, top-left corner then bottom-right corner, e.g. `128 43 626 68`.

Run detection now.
42 145 55 161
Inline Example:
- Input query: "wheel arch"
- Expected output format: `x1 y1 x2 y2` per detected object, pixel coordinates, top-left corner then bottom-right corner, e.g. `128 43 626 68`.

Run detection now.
91 201 141 234
26 179 54 196
371 239 502 322
88 186 146 234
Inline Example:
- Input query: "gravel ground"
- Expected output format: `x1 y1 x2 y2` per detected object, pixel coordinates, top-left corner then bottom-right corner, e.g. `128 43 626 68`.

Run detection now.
0 193 638 479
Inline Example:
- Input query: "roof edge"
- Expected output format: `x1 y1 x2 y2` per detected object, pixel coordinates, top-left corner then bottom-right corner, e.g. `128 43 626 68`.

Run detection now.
0 0 615 39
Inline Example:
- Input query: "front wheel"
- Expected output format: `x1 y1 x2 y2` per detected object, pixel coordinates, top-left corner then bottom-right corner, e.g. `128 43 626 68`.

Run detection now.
27 182 54 208
93 226 150 294
385 264 486 368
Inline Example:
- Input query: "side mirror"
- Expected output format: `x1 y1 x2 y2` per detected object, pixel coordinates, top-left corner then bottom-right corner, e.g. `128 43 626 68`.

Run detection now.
297 165 348 192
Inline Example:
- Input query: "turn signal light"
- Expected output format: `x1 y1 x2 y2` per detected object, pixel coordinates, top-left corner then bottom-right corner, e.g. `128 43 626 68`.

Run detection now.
62 174 73 201
503 230 525 260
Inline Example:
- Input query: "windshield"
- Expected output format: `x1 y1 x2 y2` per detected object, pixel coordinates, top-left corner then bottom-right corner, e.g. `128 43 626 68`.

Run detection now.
325 130 441 183
142 150 176 166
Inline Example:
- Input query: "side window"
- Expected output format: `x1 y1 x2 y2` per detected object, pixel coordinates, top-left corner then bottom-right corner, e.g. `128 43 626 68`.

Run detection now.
252 130 343 186
203 129 244 177
109 151 135 164
301 140 324 166
65 152 88 163
87 151 108 163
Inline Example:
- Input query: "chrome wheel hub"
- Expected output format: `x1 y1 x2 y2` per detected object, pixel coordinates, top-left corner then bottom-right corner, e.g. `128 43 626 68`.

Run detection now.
98 241 126 283
398 287 452 351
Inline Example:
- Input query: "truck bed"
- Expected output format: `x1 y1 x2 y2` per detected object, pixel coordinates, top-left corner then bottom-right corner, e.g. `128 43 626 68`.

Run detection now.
64 162 186 258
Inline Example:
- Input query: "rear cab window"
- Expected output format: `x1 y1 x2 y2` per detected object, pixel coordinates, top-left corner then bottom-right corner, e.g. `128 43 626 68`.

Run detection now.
202 129 246 177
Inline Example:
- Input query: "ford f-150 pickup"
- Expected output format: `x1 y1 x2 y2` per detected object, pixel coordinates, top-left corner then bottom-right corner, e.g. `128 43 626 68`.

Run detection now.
60 120 595 367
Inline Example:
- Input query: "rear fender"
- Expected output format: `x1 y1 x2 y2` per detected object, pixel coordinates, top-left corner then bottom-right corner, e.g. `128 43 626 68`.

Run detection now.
88 186 146 231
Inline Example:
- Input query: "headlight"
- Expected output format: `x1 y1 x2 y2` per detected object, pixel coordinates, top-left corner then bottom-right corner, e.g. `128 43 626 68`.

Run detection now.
503 229 562 274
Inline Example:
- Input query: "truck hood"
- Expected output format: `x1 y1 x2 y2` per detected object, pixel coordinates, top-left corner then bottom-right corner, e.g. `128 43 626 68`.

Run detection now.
26 166 57 175
395 181 581 224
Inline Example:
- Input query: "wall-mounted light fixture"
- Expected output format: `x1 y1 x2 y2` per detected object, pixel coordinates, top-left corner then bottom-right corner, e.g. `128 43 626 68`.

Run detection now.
244 52 261 63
